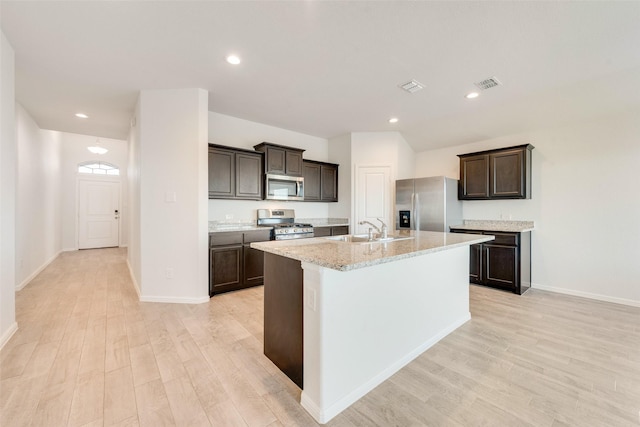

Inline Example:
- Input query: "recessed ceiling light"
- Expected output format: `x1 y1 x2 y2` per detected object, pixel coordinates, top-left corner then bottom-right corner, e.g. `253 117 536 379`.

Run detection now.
226 55 241 65
388 117 399 123
87 138 108 155
465 92 479 99
75 113 89 118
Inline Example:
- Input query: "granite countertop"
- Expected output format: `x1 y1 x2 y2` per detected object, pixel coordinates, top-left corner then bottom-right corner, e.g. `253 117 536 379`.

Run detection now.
251 230 493 272
298 218 350 227
450 220 535 233
209 221 269 233
209 218 349 232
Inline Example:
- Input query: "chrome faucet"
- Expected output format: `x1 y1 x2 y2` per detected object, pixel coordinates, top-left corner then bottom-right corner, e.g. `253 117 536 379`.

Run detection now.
359 218 388 240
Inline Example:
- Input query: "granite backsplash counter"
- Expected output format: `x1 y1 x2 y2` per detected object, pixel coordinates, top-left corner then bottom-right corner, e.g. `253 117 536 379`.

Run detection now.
450 219 535 233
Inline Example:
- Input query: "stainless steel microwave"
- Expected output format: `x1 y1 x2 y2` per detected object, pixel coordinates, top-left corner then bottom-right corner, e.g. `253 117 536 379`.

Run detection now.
265 173 304 201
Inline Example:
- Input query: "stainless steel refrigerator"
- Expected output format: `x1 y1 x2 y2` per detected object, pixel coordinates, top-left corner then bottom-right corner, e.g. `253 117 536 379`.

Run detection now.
395 176 462 232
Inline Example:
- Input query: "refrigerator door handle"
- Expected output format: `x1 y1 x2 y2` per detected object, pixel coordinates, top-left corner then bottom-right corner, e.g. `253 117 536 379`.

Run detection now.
413 193 419 231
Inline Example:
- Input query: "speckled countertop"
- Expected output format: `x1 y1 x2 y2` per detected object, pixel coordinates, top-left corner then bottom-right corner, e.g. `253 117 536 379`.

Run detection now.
297 218 350 227
209 218 349 232
450 220 535 233
251 230 493 272
209 221 268 233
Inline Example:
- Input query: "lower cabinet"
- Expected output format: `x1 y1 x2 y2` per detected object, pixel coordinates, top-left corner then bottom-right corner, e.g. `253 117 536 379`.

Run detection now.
312 225 349 237
209 229 271 296
450 229 531 295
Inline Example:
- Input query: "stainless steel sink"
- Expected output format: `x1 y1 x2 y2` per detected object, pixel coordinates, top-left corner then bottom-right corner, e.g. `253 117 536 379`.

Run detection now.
324 234 414 244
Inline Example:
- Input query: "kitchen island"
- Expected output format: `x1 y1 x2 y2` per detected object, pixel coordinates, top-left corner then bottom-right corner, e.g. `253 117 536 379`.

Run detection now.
251 230 493 424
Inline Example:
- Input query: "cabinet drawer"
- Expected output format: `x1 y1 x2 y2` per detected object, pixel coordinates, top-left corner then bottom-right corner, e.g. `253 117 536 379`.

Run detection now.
244 229 272 243
485 232 518 246
331 226 349 236
313 227 331 237
210 232 243 246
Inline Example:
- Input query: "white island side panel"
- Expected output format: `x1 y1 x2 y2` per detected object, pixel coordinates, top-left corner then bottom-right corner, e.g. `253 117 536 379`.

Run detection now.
300 245 470 423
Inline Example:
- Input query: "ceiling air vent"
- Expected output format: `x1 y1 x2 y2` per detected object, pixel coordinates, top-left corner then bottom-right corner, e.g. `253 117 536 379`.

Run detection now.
399 80 424 93
474 77 501 90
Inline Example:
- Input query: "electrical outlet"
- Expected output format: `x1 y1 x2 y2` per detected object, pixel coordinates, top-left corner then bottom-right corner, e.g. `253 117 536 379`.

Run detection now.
305 287 317 311
165 268 174 279
225 214 233 220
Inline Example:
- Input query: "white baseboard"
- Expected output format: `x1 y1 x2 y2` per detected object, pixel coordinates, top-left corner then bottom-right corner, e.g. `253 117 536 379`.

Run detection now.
16 251 61 291
301 313 471 424
139 295 210 304
125 259 208 304
0 322 18 350
62 247 77 252
531 283 640 308
126 258 141 298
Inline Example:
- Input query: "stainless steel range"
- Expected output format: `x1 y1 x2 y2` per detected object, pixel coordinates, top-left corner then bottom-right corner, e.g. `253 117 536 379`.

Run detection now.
257 209 314 240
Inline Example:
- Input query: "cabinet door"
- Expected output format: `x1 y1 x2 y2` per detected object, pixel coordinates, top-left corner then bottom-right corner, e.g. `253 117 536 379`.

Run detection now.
302 162 321 201
312 226 331 237
235 152 263 200
483 244 518 290
331 226 349 236
286 150 303 176
490 148 524 198
243 245 265 287
266 146 286 174
320 164 338 202
209 148 235 199
469 243 482 284
459 154 489 199
210 246 242 295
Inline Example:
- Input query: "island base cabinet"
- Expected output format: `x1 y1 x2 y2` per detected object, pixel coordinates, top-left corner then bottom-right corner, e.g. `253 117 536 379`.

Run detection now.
263 253 303 389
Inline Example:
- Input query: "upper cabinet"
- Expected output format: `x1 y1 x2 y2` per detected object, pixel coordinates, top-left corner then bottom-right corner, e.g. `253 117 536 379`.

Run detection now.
458 144 534 200
208 144 263 200
253 142 304 177
303 160 339 202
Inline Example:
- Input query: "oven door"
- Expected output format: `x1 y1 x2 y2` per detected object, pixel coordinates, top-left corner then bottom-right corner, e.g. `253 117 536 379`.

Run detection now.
265 174 304 201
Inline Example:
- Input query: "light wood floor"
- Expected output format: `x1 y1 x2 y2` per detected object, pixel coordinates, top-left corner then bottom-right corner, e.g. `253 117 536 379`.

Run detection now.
1 248 639 426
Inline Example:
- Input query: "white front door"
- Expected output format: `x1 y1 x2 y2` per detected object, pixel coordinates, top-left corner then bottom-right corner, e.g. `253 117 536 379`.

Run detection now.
355 165 392 235
78 179 120 249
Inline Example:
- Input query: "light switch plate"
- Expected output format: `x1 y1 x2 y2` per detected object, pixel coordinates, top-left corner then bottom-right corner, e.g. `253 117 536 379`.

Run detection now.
165 191 176 203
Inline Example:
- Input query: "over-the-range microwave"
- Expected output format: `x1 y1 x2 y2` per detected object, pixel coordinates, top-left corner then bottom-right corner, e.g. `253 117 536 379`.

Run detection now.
265 173 304 201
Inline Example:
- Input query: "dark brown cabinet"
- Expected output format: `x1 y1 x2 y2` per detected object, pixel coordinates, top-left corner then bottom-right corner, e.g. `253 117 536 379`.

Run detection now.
208 144 263 200
312 225 349 237
450 229 531 295
302 160 339 202
209 229 271 296
254 142 304 177
458 144 533 200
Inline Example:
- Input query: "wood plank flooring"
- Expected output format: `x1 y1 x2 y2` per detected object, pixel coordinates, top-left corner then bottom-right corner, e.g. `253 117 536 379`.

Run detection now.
1 248 639 426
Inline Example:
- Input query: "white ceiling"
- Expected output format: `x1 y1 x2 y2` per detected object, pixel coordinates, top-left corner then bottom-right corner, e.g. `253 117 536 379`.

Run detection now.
2 1 640 152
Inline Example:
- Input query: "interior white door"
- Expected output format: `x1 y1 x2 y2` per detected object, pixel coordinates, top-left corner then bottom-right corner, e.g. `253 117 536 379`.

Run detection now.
78 179 120 249
355 166 392 235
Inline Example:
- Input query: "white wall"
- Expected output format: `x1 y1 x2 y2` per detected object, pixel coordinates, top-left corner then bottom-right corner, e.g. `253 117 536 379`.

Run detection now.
350 132 416 232
0 30 17 347
208 112 332 222
60 132 128 251
15 104 62 290
414 110 640 305
134 88 209 303
127 98 142 292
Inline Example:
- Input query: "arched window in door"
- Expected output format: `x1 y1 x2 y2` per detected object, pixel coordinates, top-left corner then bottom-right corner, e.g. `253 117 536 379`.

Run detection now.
78 161 120 176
